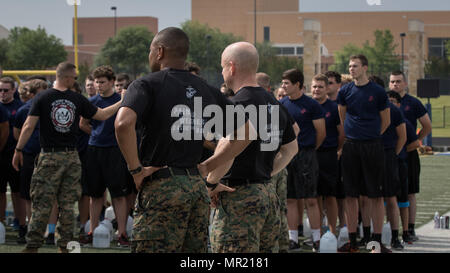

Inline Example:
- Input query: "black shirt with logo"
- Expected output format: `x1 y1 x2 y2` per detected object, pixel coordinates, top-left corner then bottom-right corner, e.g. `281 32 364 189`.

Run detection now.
122 68 235 168
29 88 98 149
223 86 296 181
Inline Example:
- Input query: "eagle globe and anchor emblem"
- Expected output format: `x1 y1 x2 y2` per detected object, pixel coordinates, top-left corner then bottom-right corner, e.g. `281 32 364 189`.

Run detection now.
51 99 76 133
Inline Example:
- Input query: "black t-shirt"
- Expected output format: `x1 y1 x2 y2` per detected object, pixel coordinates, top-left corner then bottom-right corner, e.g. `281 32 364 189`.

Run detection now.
29 88 98 148
223 86 296 181
121 68 234 168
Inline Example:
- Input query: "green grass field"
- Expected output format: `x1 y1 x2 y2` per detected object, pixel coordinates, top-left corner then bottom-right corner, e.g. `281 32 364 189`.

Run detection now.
1 154 449 253
418 95 450 137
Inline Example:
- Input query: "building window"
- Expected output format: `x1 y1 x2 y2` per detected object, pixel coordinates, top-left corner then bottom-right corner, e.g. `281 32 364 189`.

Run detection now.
428 38 450 58
264 27 270 42
274 45 303 56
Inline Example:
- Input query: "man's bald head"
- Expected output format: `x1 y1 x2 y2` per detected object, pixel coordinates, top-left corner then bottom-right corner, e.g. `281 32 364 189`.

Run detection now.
222 42 259 75
256 72 270 91
152 27 189 60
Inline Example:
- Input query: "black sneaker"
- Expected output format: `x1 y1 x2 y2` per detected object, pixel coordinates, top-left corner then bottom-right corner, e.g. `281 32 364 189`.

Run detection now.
408 230 419 241
380 243 392 253
338 242 359 253
391 238 404 250
45 233 55 245
312 241 320 253
358 237 369 248
289 240 301 250
402 233 413 245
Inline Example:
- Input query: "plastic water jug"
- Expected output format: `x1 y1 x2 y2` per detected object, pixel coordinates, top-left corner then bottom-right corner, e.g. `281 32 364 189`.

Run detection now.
105 206 115 221
126 216 133 237
381 222 391 245
0 222 5 244
84 220 91 235
93 224 110 248
303 218 311 238
100 219 114 242
337 225 349 248
434 212 440 228
320 230 337 253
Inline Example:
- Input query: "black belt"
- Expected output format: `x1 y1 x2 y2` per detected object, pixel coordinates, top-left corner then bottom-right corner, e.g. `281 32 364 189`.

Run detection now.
41 147 77 153
144 167 200 182
223 178 270 187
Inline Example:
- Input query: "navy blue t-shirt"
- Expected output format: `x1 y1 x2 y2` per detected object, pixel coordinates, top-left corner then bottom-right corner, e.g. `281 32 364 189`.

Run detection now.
14 99 41 155
399 119 418 159
382 102 405 150
319 99 340 148
1 98 24 152
88 93 121 147
400 94 427 131
337 81 388 140
0 103 8 123
281 94 325 148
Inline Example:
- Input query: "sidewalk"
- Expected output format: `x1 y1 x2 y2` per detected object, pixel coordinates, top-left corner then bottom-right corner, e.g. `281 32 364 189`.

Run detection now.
397 211 450 253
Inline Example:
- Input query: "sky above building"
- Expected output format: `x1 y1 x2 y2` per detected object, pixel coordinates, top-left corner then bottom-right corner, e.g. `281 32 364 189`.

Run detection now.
1 0 449 45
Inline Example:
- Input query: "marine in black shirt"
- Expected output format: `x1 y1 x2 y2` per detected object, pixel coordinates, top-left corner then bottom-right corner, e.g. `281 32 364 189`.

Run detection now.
115 27 252 253
207 42 298 253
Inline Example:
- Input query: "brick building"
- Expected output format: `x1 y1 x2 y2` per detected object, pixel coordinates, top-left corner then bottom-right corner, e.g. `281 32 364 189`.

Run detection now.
65 16 158 67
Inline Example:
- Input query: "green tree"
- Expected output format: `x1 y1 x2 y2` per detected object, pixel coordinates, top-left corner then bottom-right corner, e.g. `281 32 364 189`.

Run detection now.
257 42 303 86
181 20 241 86
0 39 9 67
5 26 67 70
95 26 154 78
425 56 450 78
331 29 400 84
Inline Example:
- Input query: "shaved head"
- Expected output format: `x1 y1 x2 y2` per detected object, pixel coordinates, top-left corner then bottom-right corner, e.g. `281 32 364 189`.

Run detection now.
222 42 259 75
152 27 189 60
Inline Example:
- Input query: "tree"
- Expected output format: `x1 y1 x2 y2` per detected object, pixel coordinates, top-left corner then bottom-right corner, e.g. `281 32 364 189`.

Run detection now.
425 56 450 78
257 42 303 86
330 29 400 84
5 27 67 70
0 39 9 68
95 26 154 78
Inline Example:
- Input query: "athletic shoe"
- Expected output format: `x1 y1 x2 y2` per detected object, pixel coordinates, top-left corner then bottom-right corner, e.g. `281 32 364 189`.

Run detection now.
312 241 320 253
358 237 370 248
338 242 359 253
79 232 92 245
289 240 301 250
402 233 413 245
302 238 313 247
12 218 20 231
408 230 419 241
45 233 55 245
391 238 404 250
117 233 130 247
380 243 392 253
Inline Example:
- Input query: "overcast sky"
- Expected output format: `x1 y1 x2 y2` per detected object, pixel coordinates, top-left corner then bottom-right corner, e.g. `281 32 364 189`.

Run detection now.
1 0 449 45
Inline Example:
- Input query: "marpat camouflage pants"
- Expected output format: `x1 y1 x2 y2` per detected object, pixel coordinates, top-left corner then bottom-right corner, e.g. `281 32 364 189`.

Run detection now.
131 172 210 253
26 151 81 249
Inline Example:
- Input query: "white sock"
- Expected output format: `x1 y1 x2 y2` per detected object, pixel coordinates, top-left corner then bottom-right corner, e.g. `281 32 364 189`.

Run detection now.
312 229 321 242
289 230 298 243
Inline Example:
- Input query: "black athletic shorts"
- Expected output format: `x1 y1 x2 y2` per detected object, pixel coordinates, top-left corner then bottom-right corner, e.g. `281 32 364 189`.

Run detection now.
382 149 400 198
19 152 38 200
397 157 409 205
407 149 420 194
0 149 20 193
341 138 385 198
85 146 132 199
336 158 345 199
287 147 319 199
78 150 89 196
316 147 338 197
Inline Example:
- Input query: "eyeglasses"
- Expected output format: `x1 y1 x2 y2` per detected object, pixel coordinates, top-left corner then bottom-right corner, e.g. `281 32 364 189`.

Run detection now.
0 88 11 93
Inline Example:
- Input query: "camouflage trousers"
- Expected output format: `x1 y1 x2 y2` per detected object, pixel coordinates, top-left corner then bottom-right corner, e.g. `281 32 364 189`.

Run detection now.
271 168 289 252
131 172 210 253
210 182 280 253
26 151 82 249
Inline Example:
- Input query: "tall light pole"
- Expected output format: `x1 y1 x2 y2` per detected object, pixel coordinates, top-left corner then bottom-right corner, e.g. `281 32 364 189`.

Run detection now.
254 0 257 45
67 0 80 72
400 33 406 72
111 6 117 36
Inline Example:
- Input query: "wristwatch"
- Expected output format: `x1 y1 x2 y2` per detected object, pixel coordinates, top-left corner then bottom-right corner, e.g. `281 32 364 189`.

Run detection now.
129 166 142 175
202 177 218 190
